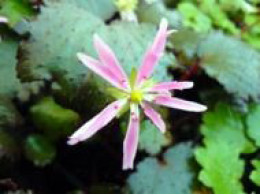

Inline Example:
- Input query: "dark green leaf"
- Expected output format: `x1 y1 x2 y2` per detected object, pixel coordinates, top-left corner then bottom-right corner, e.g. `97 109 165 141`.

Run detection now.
30 97 80 140
24 134 56 166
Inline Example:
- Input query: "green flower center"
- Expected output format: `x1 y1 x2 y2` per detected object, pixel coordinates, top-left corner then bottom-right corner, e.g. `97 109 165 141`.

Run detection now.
130 90 143 103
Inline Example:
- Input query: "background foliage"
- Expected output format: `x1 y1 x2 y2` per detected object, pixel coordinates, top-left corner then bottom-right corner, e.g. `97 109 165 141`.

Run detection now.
0 0 260 193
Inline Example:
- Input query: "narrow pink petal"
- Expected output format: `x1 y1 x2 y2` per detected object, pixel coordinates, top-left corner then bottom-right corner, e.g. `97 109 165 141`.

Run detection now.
123 104 140 170
68 99 127 145
143 91 171 102
141 102 166 133
0 16 8 23
136 18 168 85
149 81 194 92
93 34 129 89
77 53 126 90
153 96 207 112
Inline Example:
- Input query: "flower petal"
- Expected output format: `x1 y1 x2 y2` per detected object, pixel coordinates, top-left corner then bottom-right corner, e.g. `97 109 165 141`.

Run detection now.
136 18 168 85
123 104 140 170
153 96 207 112
77 52 126 90
141 102 166 133
94 34 129 89
68 99 127 145
143 91 171 102
149 81 194 92
0 16 8 23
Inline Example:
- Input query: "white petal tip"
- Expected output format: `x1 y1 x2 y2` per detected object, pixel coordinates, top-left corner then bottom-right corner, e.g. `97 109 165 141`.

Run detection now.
185 82 194 88
159 124 166 134
0 17 8 23
122 164 133 170
160 18 168 26
77 52 85 60
195 105 208 112
67 138 80 145
202 106 208 111
160 128 166 134
93 33 101 41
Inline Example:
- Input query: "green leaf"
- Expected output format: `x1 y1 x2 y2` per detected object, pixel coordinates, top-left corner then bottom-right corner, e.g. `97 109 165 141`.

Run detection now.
136 0 182 29
195 146 244 194
242 33 260 50
52 0 116 20
18 1 108 111
0 39 43 101
0 128 20 159
128 142 194 194
250 160 260 186
30 97 80 140
242 14 260 49
244 14 260 35
0 96 21 128
18 0 174 111
0 0 34 26
198 32 260 101
0 96 21 159
138 120 171 155
170 29 205 59
114 0 138 12
171 30 260 101
219 0 257 13
177 2 212 32
0 40 20 97
246 104 260 146
199 0 240 34
24 134 56 167
195 103 255 194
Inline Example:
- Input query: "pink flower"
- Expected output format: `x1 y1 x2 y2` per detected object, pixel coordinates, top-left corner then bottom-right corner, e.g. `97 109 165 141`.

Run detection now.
68 18 207 170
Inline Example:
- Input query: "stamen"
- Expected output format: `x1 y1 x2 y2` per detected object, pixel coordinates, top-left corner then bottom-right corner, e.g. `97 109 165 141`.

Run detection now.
130 90 143 103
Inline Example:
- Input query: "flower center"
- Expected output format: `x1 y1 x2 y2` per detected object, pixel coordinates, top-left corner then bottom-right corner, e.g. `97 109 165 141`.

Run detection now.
130 90 143 103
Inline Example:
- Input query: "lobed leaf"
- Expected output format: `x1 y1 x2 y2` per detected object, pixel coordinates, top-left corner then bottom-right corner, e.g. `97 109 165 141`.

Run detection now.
128 142 194 194
198 32 260 101
0 40 20 97
138 120 171 155
250 160 260 186
195 103 255 194
49 0 117 20
246 104 260 146
18 0 174 111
